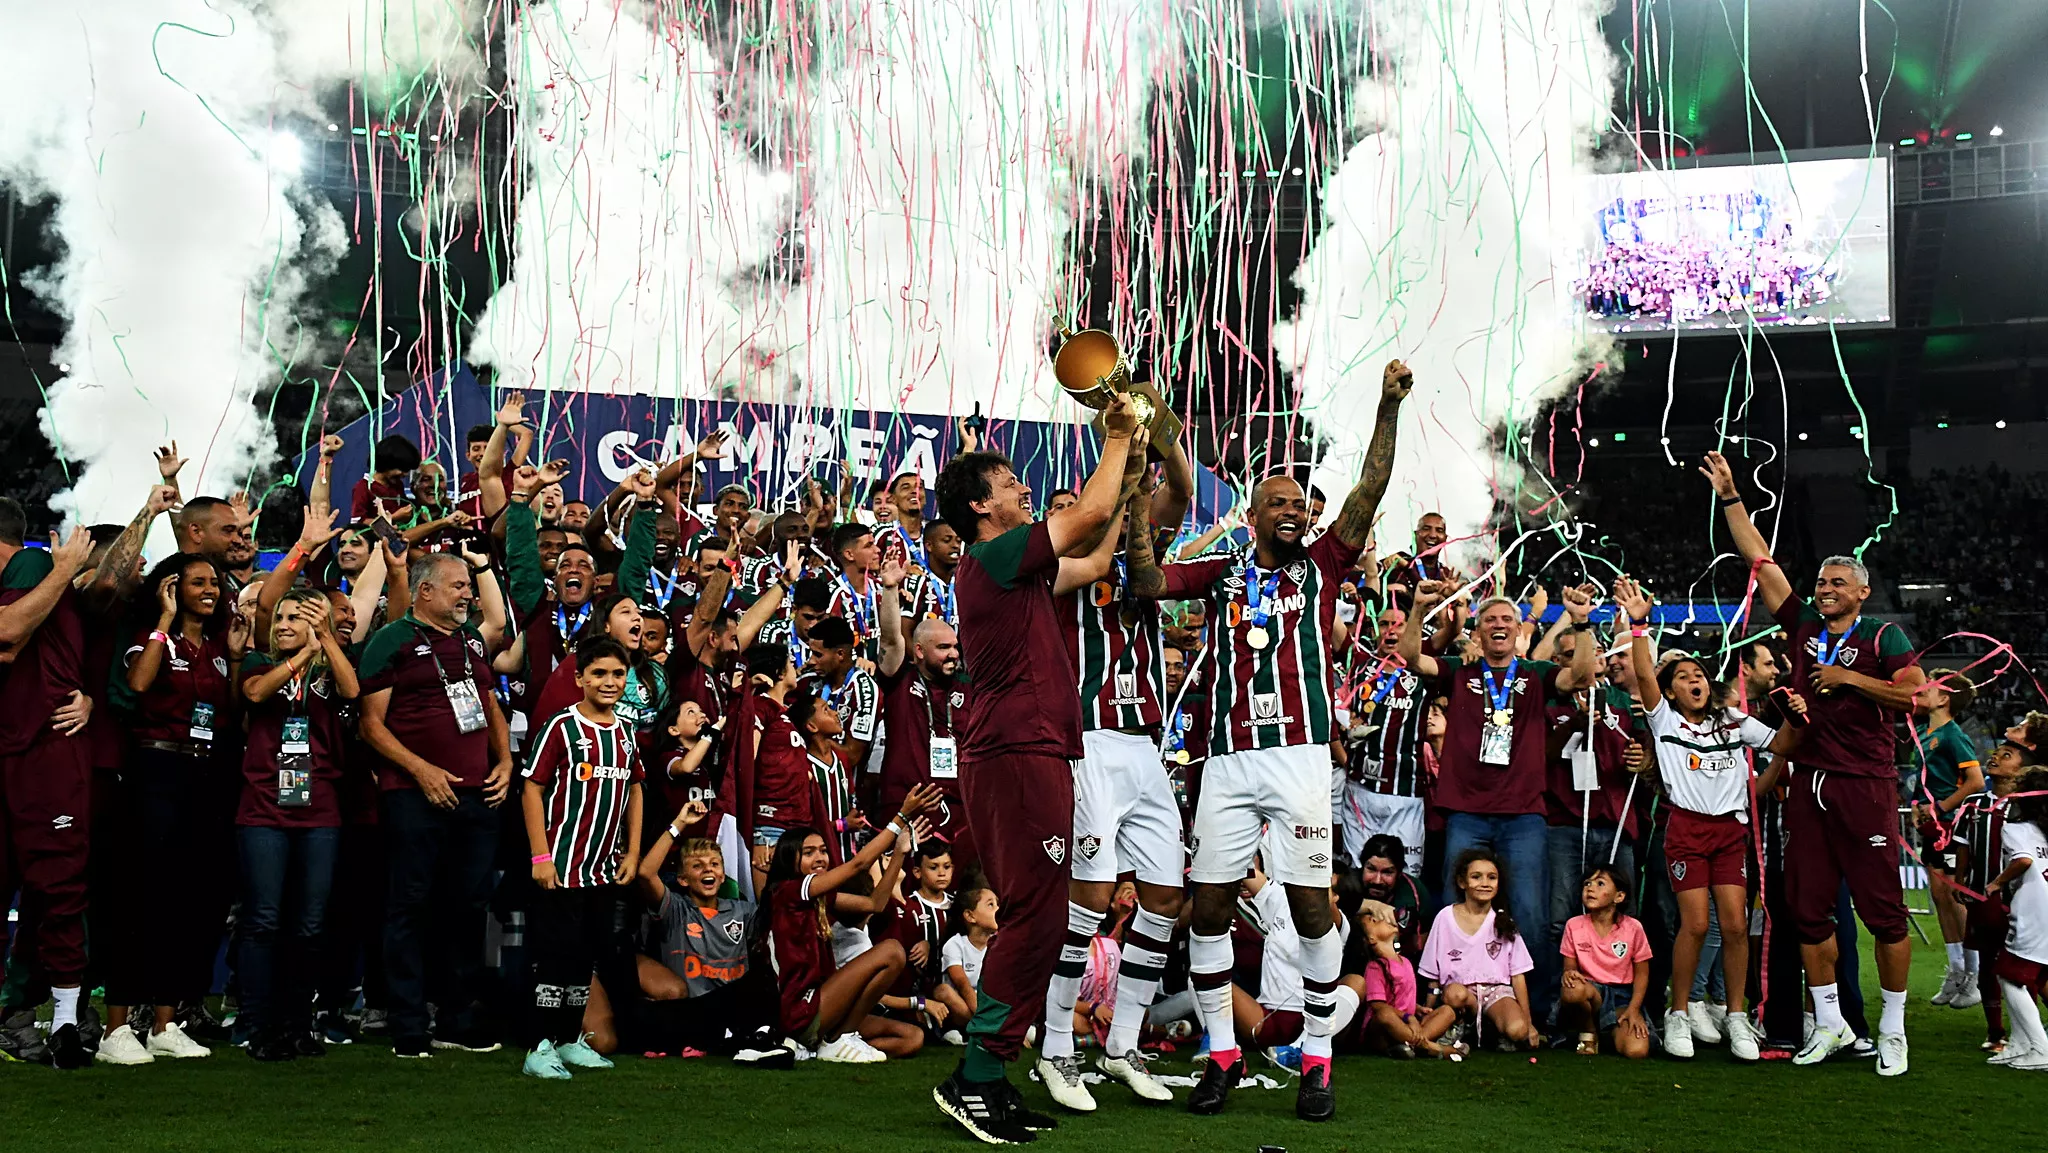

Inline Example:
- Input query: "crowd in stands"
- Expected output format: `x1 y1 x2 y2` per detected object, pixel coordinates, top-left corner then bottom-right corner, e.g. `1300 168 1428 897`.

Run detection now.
2 381 2047 1143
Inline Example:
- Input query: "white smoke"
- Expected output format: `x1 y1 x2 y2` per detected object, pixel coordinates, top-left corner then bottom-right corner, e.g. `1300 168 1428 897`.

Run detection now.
0 0 481 531
1275 0 1616 562
469 0 1163 432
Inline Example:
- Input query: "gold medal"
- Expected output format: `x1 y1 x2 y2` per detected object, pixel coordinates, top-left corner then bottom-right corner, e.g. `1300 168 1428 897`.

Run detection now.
1359 700 1378 716
1173 750 1190 765
1246 625 1270 650
1492 709 1512 727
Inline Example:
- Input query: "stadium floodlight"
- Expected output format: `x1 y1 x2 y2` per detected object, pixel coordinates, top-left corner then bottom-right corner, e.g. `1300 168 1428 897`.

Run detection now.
1990 125 2005 137
1996 420 2008 429
264 131 304 176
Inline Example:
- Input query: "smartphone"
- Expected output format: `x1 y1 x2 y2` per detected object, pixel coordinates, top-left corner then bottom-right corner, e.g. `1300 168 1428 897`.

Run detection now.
1769 685 1806 727
369 516 407 557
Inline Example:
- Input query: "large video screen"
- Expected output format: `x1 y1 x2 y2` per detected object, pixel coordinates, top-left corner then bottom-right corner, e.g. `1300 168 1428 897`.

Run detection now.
1571 153 1893 334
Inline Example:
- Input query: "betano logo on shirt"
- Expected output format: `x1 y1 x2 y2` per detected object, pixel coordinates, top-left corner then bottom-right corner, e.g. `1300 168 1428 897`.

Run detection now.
574 761 633 782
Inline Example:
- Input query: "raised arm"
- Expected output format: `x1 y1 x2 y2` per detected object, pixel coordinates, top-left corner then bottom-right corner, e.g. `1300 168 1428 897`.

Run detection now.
478 392 524 520
461 539 510 653
85 484 177 611
1613 576 1661 714
260 500 344 623
1331 360 1414 549
1121 485 1167 601
808 785 936 898
1045 396 1139 557
1553 583 1601 692
1151 437 1196 536
1399 579 1445 679
310 435 341 516
380 543 411 626
0 530 93 660
735 557 788 651
877 558 908 678
1699 451 1794 615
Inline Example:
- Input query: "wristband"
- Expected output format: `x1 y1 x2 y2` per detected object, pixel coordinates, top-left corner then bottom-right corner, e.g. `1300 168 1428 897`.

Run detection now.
1718 495 1743 508
884 820 904 838
1569 620 1592 632
149 630 173 647
834 818 846 833
530 853 552 865
1629 625 1648 638
913 996 926 1013
668 824 685 841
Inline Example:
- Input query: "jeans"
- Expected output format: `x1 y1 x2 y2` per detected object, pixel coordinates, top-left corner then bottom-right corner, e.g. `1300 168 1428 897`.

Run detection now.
236 825 340 1039
382 788 500 1043
1690 903 1727 1004
1545 824 1635 1015
1444 812 1552 1015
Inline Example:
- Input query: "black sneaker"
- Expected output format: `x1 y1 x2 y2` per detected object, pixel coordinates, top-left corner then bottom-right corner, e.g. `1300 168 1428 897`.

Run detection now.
1295 1061 1335 1122
393 1035 433 1059
431 1025 503 1053
48 1024 90 1070
999 1078 1059 1131
1186 1053 1246 1115
933 1068 1036 1145
248 1038 297 1063
293 1032 329 1059
0 1009 48 1064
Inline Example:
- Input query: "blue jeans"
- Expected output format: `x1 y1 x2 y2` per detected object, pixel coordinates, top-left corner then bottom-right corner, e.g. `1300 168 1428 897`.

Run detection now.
1444 812 1553 1014
1691 902 1726 1004
236 825 340 1040
1544 824 1635 1013
382 788 500 1043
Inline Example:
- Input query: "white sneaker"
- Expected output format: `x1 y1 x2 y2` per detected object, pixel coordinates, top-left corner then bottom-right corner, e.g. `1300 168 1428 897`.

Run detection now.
1035 1053 1098 1112
1663 1010 1695 1059
1990 1042 2030 1066
1706 1001 1729 1032
1930 968 1962 1006
94 1024 155 1066
145 1022 211 1059
815 1032 885 1064
1876 1031 1909 1076
1686 1001 1724 1044
1793 1024 1854 1066
2009 1049 2048 1072
1950 973 1983 1009
1098 1049 1173 1102
1725 1012 1761 1062
941 1029 966 1047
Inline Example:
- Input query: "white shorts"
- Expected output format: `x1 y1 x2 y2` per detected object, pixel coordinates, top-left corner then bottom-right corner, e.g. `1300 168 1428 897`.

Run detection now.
1072 729 1185 887
1338 788 1427 875
1191 743 1335 888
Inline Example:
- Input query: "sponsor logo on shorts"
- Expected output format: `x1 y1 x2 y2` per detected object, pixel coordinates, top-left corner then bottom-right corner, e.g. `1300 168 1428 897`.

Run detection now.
1868 834 1888 848
1307 852 1329 868
1077 835 1101 860
1293 824 1330 841
1043 835 1067 864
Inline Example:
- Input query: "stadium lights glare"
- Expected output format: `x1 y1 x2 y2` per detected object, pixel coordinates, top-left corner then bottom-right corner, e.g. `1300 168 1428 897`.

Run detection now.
1996 420 2008 429
326 123 339 132
1611 431 1628 442
1658 436 1671 445
1898 138 1916 146
1991 125 2006 137
1956 132 1974 141
264 132 304 176
1937 421 1950 428
1797 432 1810 441
1587 436 1601 447
56 363 70 373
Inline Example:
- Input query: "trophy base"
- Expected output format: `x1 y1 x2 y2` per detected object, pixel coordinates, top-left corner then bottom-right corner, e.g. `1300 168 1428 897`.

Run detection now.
1089 379 1184 460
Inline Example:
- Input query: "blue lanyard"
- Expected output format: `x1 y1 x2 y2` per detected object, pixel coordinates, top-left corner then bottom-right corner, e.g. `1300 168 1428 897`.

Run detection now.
1816 624 1852 667
647 566 683 611
1166 709 1190 752
1482 657 1520 714
555 603 591 639
926 573 956 623
1243 562 1283 626
787 625 808 673
899 528 929 571
818 669 855 707
836 575 875 636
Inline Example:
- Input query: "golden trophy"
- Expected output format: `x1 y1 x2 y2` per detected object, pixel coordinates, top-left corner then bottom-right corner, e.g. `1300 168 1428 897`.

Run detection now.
1051 322 1184 458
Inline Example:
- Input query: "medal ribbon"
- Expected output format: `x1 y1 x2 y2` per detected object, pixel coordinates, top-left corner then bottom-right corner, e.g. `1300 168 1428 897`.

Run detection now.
1483 657 1520 718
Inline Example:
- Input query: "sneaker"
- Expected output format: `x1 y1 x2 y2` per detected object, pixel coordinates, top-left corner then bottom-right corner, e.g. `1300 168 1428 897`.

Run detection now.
1686 1001 1723 1044
1034 1053 1097 1113
1801 1012 1816 1044
1264 1044 1303 1073
176 1001 229 1041
48 1024 90 1070
998 1079 1060 1132
555 1037 614 1069
1848 1035 1878 1059
146 1022 212 1059
393 1035 433 1059
1662 1010 1695 1059
1930 968 1961 1005
1726 1012 1761 1062
362 1008 390 1034
1793 1024 1855 1066
1295 1061 1334 1123
0 1010 48 1064
431 1025 503 1054
732 1043 795 1069
1951 973 1983 1009
1186 1052 1246 1115
817 1032 887 1064
941 1029 967 1047
293 1032 328 1059
1390 1042 1416 1060
248 1038 297 1062
1098 1049 1173 1102
95 1024 155 1066
1989 1042 2031 1066
1876 1031 1909 1077
933 1068 1036 1145
2008 1049 2048 1072
522 1041 573 1080
1189 1033 1211 1067
318 1012 358 1046
1705 1001 1729 1034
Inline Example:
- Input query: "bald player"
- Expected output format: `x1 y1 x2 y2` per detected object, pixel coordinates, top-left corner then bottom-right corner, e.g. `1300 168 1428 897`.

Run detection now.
1127 359 1414 1123
874 572 973 863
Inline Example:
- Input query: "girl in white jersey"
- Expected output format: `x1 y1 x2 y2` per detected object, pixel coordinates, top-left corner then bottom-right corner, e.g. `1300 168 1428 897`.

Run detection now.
1616 577 1804 1062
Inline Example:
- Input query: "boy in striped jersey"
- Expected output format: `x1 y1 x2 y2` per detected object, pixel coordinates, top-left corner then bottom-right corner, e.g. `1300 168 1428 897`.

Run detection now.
1339 607 1429 876
519 638 646 1080
1037 442 1196 1112
1127 358 1414 1122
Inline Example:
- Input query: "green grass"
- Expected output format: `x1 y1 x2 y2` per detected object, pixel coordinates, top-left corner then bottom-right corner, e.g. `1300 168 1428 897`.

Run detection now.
0 938 2026 1152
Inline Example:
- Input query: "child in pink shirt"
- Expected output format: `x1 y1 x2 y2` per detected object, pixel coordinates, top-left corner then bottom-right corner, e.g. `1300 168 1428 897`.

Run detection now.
1419 849 1537 1049
1558 865 1653 1058
1348 900 1460 1058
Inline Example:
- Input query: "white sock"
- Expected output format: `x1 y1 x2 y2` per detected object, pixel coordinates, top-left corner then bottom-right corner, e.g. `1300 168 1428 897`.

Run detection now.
1879 987 1908 1037
2003 981 2048 1053
52 987 81 1029
1190 932 1237 1058
1811 983 1847 1033
1946 942 1965 970
1296 927 1344 1061
1105 907 1175 1057
1964 949 1980 976
1040 900 1099 1061
1326 984 1361 1038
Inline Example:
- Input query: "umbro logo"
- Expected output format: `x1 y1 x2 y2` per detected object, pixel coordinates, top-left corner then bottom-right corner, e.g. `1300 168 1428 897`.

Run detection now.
1868 834 1888 848
52 814 73 831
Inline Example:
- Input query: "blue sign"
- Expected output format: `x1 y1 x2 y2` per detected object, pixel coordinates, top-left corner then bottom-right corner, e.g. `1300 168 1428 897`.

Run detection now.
293 363 1236 527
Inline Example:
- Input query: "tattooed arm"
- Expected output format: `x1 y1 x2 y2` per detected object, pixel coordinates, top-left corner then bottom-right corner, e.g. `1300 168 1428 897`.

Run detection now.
1331 359 1414 550
84 485 178 610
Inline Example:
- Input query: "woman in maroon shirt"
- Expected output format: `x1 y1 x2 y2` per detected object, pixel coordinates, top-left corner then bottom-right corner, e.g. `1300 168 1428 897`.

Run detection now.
107 552 243 1060
236 587 359 1060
